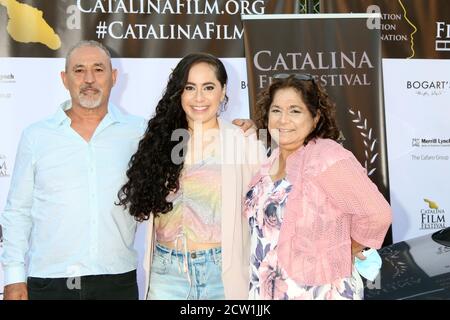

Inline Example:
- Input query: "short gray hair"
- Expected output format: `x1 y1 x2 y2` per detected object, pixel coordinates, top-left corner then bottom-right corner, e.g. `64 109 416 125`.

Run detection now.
65 40 112 71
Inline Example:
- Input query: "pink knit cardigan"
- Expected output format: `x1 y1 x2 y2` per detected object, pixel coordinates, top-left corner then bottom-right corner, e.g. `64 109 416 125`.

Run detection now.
248 138 392 286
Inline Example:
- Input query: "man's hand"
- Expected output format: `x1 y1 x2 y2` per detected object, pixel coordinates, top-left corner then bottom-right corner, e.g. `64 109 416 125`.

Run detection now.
4 282 28 300
232 119 257 136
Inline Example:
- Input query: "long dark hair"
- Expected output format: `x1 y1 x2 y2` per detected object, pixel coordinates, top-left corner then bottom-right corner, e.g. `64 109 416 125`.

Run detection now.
256 75 340 146
117 53 228 221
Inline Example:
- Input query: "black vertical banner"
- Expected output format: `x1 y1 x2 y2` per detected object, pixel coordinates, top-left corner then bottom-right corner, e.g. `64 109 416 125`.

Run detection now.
242 14 390 214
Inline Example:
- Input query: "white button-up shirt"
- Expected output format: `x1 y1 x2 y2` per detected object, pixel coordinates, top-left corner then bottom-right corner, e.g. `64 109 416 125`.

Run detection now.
1 101 146 285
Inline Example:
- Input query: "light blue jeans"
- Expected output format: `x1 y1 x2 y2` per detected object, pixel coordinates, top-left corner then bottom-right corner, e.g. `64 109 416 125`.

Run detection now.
147 243 225 300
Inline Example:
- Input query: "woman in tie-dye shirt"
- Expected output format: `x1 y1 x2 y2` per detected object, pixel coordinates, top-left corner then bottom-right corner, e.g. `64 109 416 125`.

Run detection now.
118 53 264 300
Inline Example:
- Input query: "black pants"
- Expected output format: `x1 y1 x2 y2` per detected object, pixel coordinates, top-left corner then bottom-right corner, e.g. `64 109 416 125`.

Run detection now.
27 270 138 300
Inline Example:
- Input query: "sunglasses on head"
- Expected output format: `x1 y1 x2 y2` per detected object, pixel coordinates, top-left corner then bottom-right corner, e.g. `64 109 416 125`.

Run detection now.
272 73 315 82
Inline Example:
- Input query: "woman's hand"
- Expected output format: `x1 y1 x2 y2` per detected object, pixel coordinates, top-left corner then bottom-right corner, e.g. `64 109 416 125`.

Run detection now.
351 239 367 261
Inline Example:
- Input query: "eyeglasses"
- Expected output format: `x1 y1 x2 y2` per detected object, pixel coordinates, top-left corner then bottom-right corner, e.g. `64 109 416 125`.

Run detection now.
272 73 315 82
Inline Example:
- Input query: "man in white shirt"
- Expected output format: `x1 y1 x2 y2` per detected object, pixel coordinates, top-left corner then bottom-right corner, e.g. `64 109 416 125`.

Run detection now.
1 40 145 300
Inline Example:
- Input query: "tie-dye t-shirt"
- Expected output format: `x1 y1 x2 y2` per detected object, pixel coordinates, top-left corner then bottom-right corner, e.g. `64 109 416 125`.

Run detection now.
155 156 221 244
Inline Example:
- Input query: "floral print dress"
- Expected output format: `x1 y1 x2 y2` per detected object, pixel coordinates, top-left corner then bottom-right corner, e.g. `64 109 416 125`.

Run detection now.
244 176 364 300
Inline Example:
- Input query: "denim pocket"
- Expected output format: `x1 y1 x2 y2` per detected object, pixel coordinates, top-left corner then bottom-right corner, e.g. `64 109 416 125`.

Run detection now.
151 251 169 275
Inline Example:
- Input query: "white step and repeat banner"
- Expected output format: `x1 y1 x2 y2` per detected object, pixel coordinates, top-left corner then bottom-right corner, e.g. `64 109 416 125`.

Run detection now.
321 0 450 244
3 0 450 299
383 59 450 242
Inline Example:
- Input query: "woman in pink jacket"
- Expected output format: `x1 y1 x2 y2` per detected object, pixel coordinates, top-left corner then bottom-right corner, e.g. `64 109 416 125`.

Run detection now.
244 74 392 300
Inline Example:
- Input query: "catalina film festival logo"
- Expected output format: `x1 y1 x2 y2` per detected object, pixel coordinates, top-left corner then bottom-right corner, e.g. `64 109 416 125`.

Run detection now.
253 50 375 90
436 21 450 51
420 199 446 230
0 154 10 177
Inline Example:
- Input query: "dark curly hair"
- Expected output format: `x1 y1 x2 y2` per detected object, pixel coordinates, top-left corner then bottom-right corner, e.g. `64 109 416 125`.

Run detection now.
117 53 228 221
255 74 340 146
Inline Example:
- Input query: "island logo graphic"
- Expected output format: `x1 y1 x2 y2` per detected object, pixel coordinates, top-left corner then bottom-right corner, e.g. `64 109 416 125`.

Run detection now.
420 198 446 230
0 0 61 50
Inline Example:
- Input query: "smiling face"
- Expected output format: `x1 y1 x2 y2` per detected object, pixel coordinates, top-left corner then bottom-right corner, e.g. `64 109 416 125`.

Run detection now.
181 62 226 131
268 87 320 156
61 45 117 110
